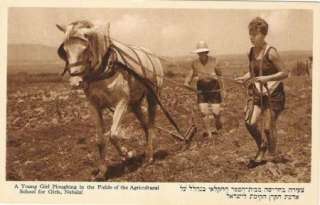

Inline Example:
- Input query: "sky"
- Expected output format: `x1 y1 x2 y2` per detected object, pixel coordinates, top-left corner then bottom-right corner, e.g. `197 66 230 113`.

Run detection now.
8 7 313 56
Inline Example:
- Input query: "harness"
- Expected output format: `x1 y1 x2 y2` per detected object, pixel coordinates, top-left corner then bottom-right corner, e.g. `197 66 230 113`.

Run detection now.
109 45 185 137
58 37 188 141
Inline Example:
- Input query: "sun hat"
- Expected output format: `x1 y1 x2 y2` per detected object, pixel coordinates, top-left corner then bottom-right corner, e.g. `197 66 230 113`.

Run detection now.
192 41 210 54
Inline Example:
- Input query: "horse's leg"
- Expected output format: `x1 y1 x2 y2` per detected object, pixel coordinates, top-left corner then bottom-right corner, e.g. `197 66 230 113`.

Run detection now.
88 103 107 179
145 93 158 163
131 101 149 159
109 99 129 160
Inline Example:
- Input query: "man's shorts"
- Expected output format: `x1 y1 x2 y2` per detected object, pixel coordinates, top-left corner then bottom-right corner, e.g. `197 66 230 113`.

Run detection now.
196 78 222 104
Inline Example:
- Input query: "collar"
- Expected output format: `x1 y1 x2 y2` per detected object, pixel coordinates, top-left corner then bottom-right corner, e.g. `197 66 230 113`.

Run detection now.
83 46 117 83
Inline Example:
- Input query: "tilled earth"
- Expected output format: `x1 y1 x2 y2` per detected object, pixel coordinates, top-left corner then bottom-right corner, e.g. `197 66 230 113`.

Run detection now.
6 74 311 182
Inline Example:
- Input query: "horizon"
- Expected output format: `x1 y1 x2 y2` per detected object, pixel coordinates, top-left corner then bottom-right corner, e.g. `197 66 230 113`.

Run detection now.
7 43 313 59
7 43 312 75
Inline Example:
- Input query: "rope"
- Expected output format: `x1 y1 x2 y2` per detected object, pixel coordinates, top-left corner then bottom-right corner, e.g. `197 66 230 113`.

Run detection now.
110 45 187 139
108 39 244 96
110 38 241 82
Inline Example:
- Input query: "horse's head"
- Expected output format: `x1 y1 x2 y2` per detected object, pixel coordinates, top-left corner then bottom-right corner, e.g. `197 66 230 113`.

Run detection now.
57 20 111 88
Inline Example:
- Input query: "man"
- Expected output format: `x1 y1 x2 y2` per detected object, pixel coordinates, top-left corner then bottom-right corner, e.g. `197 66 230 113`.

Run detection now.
184 41 223 139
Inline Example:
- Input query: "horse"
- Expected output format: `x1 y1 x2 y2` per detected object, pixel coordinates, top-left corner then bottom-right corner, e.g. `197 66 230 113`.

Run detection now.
56 20 187 180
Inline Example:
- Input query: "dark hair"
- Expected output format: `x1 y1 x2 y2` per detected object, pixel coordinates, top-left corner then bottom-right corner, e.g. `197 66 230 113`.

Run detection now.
248 17 268 35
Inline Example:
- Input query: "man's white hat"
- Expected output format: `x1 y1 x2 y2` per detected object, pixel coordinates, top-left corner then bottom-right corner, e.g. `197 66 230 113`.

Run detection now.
192 41 210 54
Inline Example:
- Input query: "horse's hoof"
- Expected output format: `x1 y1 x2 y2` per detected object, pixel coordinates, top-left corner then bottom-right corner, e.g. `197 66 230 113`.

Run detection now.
144 157 154 165
93 173 106 181
92 163 107 181
247 159 267 169
98 163 108 173
255 146 267 162
120 156 127 162
120 150 136 162
247 160 259 169
91 170 106 181
127 150 136 159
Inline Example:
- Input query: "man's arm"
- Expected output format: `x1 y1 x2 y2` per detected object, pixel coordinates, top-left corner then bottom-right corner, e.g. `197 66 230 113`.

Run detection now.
214 62 222 77
184 63 195 86
214 62 224 93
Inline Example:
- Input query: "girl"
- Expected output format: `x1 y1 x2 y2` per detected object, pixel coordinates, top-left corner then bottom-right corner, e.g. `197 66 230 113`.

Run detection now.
235 17 288 168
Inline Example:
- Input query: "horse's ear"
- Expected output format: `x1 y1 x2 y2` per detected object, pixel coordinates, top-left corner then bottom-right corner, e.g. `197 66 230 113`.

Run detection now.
105 23 111 46
106 23 110 37
56 24 66 33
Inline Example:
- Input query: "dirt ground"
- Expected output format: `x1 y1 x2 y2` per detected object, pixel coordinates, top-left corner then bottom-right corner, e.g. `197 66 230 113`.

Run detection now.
6 71 311 182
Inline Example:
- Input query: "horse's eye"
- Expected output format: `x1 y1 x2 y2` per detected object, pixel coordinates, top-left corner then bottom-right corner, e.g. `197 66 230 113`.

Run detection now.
64 49 70 58
83 48 91 59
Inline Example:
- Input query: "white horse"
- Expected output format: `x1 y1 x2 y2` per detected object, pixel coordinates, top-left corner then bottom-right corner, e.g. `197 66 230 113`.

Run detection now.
57 20 187 180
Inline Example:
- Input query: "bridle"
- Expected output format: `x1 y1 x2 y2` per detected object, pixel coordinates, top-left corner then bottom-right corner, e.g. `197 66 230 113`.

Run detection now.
58 36 114 81
57 32 195 142
61 60 90 77
58 37 92 77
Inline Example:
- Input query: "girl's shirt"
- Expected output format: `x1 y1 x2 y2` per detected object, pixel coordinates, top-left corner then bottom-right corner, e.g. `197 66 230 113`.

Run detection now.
248 45 281 94
249 45 279 77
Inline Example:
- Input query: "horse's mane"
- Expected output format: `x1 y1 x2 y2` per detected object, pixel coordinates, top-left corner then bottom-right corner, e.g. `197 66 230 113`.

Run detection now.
70 20 94 28
66 20 94 39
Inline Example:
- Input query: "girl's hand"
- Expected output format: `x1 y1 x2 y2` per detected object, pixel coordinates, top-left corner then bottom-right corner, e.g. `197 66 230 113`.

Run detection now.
234 77 246 84
254 76 269 84
234 72 251 84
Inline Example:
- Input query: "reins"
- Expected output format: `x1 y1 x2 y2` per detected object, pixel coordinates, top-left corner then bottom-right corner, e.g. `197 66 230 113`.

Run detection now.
60 36 247 105
61 61 88 76
109 44 186 138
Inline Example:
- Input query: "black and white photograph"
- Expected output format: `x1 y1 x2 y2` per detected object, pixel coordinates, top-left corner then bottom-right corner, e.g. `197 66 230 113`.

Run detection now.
6 6 314 182
1 1 319 204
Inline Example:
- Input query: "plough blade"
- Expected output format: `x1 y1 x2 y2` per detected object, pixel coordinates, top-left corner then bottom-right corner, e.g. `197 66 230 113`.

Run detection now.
184 124 197 143
155 126 185 141
154 124 197 144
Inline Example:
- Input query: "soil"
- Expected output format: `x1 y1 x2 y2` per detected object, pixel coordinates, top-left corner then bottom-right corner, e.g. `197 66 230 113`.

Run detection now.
6 74 311 182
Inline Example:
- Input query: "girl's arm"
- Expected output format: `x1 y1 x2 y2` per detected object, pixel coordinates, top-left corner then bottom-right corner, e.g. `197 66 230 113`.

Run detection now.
235 71 251 84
